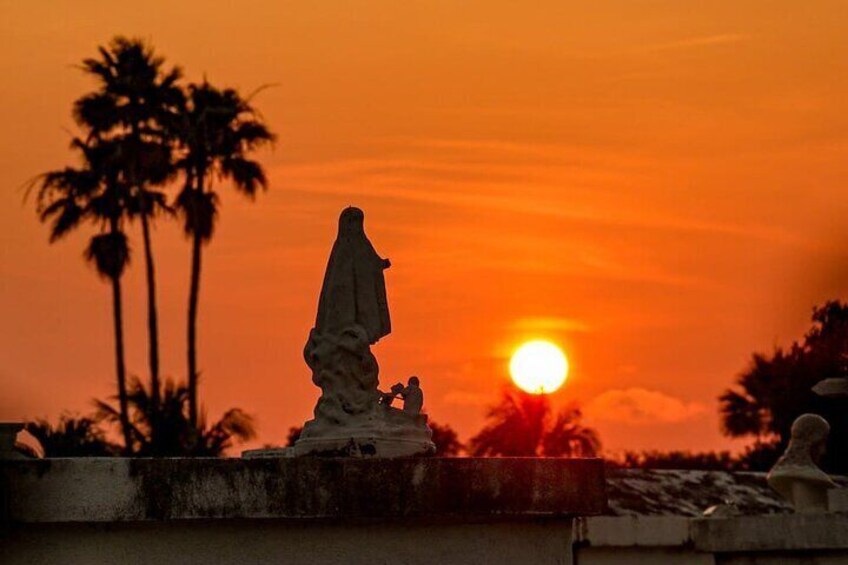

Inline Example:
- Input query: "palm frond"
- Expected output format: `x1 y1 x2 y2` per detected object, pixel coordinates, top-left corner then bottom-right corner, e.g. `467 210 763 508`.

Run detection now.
220 157 266 197
84 231 130 279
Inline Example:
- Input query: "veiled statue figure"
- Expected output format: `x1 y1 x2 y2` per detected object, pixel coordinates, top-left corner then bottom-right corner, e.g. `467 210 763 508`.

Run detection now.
316 207 391 344
293 207 434 458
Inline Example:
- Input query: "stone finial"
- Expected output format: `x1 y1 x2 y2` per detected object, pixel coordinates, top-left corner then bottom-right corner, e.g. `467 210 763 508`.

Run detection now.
813 378 848 398
767 414 836 513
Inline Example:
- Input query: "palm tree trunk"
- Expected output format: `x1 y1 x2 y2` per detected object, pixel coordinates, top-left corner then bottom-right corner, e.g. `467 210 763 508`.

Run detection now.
110 273 133 455
187 229 202 427
139 211 161 444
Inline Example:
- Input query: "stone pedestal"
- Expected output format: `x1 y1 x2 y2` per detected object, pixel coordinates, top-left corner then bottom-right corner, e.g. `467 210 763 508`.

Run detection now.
295 326 434 458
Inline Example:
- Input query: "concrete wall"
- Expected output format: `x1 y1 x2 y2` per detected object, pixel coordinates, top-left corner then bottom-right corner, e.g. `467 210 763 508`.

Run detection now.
1 457 601 565
717 554 848 565
4 457 848 565
575 514 848 565
0 457 606 522
3 520 572 565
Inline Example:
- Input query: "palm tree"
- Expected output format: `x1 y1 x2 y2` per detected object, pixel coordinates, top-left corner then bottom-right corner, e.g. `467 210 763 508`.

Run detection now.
172 81 274 426
74 37 183 421
35 138 134 452
95 376 256 456
469 388 601 457
428 421 465 456
26 416 117 457
469 390 550 456
542 405 601 457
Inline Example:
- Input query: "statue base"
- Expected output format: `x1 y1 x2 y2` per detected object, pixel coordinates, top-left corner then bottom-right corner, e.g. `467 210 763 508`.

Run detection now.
293 434 435 458
293 411 435 458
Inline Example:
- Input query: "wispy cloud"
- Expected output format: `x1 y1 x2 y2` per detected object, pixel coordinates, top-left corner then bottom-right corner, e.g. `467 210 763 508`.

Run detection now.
442 390 490 407
271 152 804 247
644 33 750 53
509 317 592 333
584 387 707 425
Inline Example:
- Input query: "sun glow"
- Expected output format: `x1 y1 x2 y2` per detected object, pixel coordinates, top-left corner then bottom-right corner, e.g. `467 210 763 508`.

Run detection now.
509 340 569 394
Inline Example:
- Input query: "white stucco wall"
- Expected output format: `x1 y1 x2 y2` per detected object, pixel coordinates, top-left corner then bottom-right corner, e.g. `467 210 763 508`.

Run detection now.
574 513 848 565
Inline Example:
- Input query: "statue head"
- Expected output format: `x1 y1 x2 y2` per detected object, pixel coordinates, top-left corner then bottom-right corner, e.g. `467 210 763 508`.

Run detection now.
408 376 420 387
789 413 830 462
338 207 365 238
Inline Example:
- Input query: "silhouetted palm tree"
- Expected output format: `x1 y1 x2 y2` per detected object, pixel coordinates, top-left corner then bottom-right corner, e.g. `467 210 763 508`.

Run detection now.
542 406 601 457
35 137 134 452
74 37 183 422
26 416 117 457
172 81 274 426
428 421 465 456
720 300 848 472
469 388 600 457
95 376 256 456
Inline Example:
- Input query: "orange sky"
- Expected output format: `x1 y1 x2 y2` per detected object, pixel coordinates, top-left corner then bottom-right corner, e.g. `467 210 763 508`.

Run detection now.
2 1 848 455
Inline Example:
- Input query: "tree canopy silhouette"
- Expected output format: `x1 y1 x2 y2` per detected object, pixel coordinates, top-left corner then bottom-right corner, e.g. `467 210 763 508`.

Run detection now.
428 421 465 456
720 300 848 473
612 450 740 471
469 389 600 457
26 416 117 457
95 376 256 457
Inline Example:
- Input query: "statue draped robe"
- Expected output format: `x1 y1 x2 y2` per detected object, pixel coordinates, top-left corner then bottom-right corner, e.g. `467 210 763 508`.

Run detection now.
315 207 391 344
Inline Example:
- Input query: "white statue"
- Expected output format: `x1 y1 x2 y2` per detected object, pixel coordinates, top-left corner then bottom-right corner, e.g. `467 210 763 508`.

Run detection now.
315 207 391 344
767 414 836 513
293 207 434 458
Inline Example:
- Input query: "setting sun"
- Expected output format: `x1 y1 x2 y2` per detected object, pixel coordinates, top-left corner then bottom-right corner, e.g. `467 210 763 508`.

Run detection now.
509 340 569 394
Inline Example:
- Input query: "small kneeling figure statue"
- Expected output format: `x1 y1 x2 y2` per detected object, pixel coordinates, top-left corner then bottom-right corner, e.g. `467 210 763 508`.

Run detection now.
400 376 423 415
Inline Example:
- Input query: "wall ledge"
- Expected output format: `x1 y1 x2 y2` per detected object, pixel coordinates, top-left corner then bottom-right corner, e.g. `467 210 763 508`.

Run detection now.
691 513 848 553
1 457 605 523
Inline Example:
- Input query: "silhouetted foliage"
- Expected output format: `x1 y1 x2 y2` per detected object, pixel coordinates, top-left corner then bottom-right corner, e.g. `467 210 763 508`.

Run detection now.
171 80 275 427
429 421 465 456
737 441 784 472
34 37 274 457
612 450 740 471
95 376 256 456
285 425 303 447
720 300 848 473
26 416 117 457
469 389 600 457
